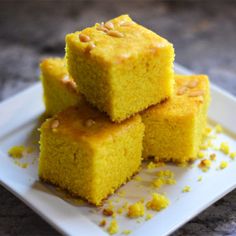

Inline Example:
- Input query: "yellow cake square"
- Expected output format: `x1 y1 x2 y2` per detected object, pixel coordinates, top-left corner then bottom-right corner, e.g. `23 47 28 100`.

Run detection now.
141 74 210 163
39 104 144 205
66 14 175 122
40 57 84 116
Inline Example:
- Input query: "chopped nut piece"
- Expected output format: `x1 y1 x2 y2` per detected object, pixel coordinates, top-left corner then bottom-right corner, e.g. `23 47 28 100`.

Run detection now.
187 80 199 88
79 33 91 42
198 159 211 169
103 208 114 217
105 21 114 30
107 30 124 38
195 96 204 103
51 119 59 129
177 86 187 95
210 153 216 161
85 119 96 127
99 219 106 227
86 42 96 52
188 90 204 97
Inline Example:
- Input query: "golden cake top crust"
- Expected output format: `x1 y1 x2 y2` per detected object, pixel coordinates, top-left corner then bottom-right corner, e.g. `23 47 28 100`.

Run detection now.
142 74 210 117
42 104 142 144
40 58 77 93
66 15 173 64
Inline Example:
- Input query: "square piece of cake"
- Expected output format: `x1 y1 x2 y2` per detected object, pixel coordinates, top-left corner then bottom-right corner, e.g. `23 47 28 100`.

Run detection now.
39 104 144 205
66 14 174 122
141 74 210 163
40 58 84 116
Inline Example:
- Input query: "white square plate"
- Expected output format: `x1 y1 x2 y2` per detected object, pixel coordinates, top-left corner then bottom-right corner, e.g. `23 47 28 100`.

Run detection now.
0 64 236 236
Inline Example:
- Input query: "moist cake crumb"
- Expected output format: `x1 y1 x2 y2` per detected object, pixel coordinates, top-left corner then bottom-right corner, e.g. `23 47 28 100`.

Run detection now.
146 193 170 211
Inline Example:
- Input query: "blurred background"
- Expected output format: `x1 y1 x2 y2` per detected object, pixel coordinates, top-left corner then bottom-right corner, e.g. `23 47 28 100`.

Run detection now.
1 0 236 235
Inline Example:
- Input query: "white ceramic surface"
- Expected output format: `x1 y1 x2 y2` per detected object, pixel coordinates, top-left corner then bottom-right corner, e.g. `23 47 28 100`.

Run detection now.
0 64 235 236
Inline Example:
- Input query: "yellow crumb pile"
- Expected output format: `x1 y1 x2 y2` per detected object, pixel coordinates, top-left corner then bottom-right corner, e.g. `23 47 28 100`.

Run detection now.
107 219 119 235
182 186 191 192
8 145 25 158
153 170 176 188
127 201 145 218
147 161 165 169
220 142 230 155
146 193 169 211
219 161 228 170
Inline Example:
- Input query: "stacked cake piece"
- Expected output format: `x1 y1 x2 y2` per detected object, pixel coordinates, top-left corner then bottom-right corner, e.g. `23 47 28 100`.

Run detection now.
38 15 210 205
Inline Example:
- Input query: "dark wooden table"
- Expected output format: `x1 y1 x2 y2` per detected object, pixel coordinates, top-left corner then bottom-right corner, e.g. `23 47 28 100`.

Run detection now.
1 1 236 235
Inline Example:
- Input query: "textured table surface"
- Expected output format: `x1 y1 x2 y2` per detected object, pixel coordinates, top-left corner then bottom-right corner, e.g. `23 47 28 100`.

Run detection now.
0 1 236 235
